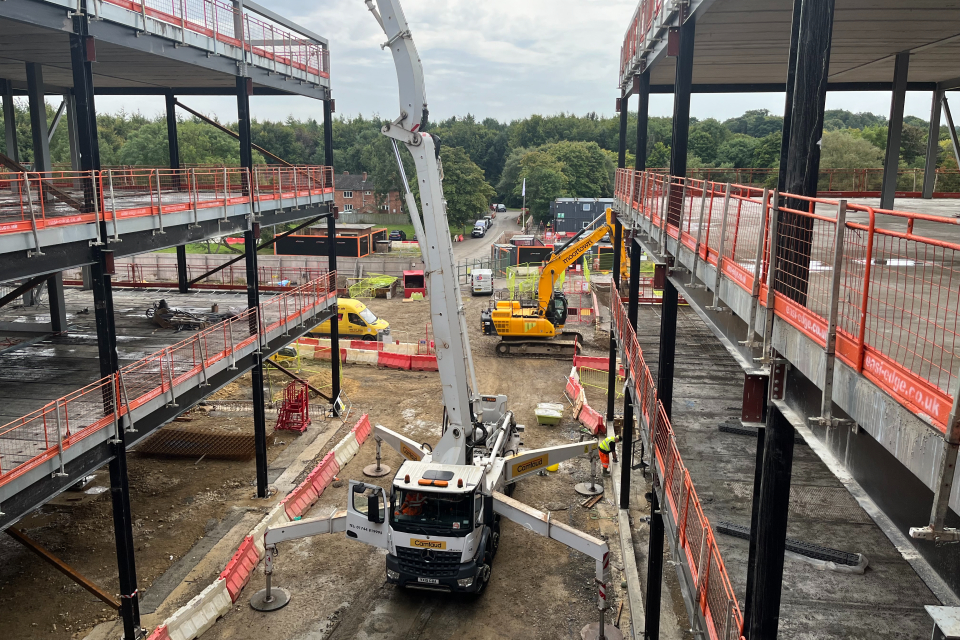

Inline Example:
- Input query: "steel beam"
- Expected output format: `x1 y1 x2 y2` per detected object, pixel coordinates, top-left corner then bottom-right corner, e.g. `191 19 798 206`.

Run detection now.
923 88 945 199
25 63 50 174
2 79 18 163
880 52 910 210
778 0 836 307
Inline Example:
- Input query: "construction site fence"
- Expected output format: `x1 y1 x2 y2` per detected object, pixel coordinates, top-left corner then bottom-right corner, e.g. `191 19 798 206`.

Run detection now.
639 167 960 197
611 295 745 640
0 272 337 486
0 165 334 238
615 167 960 433
101 0 329 79
63 263 330 292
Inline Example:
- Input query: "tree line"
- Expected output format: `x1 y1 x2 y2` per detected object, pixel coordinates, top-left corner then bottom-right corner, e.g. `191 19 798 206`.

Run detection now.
2 101 957 225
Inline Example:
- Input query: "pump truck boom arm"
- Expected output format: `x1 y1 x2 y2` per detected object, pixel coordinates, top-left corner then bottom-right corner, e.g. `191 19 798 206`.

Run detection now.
368 0 479 464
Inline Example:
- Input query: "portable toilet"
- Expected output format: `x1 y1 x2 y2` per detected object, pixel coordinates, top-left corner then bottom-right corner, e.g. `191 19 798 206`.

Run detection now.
403 270 426 298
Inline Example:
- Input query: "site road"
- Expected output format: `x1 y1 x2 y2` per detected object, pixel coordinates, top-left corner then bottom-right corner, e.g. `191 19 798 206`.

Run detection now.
453 209 520 262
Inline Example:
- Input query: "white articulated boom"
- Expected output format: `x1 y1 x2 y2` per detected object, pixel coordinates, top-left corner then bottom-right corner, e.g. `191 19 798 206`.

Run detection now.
251 0 612 623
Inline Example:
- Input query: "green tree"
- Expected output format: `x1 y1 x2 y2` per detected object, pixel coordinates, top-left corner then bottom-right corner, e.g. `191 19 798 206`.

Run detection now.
647 141 670 168
716 134 758 168
440 146 495 229
515 151 567 222
819 130 883 169
753 131 781 168
545 141 610 198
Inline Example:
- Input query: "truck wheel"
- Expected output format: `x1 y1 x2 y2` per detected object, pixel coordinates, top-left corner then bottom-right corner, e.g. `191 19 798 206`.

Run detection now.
473 562 491 597
490 522 501 560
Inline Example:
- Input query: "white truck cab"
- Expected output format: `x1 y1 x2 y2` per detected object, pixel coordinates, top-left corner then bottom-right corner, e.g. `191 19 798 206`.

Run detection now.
471 269 493 296
347 462 496 593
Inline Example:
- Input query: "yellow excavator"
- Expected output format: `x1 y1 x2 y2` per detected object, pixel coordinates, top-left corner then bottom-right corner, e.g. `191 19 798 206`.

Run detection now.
481 207 628 357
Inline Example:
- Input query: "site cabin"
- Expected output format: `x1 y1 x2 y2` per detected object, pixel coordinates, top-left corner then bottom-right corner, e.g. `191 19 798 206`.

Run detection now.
274 223 388 258
403 270 427 298
550 197 616 237
310 298 389 340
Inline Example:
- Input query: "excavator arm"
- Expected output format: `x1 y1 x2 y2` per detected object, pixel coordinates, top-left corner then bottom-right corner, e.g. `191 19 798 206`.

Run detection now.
536 207 628 317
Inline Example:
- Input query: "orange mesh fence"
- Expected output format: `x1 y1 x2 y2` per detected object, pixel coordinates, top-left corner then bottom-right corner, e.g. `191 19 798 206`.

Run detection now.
0 165 333 238
0 272 336 487
612 295 745 640
617 167 960 431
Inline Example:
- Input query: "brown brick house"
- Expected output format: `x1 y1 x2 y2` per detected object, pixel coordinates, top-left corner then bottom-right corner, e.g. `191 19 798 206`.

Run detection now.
334 172 403 215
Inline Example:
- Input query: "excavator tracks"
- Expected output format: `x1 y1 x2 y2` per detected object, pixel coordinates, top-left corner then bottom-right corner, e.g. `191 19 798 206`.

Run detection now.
494 333 583 359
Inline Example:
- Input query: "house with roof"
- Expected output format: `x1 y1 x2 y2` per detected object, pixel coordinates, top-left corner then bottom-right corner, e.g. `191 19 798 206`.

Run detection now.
335 171 402 215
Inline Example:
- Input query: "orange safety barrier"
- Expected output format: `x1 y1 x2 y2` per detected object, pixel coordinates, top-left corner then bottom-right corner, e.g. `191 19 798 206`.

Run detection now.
611 290 744 640
350 341 381 351
100 0 329 78
573 355 626 376
308 451 339 496
352 414 372 445
565 372 584 401
219 536 260 602
0 165 334 240
313 347 348 362
378 351 412 370
0 272 337 486
282 472 320 519
409 354 439 371
617 167 960 433
144 626 171 640
578 404 605 436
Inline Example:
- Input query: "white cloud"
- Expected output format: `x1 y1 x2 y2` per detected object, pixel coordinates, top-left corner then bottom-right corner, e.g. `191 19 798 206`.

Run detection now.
95 1 938 125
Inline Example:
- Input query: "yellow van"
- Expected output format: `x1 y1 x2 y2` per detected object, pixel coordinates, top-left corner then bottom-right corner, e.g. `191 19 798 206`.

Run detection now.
310 299 389 340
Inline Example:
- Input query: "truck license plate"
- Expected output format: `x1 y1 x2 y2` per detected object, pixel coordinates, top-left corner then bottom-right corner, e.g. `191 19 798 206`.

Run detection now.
417 577 439 585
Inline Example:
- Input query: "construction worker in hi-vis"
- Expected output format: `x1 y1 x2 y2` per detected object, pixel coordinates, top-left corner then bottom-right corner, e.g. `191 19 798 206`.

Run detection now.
598 434 620 475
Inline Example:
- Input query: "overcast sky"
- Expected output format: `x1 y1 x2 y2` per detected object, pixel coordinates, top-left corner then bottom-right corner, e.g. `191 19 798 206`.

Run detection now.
94 0 937 125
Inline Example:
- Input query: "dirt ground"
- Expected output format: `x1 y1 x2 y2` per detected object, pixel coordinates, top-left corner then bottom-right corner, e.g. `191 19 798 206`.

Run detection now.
0 288 630 640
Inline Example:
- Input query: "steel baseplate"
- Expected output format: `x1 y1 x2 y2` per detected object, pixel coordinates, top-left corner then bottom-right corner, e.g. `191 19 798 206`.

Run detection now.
250 587 291 612
580 622 623 640
575 482 604 497
363 463 392 477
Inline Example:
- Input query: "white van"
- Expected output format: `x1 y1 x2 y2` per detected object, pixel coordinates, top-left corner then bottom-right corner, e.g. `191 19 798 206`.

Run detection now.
471 269 493 296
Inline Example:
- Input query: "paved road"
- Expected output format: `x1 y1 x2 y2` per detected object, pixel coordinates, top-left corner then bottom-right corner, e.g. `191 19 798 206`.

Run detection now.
452 209 522 262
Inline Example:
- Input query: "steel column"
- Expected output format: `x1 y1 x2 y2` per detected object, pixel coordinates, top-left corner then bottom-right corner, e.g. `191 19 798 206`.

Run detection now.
741 426 766 632
778 0 836 306
657 277 678 421
618 93 629 170
176 245 189 294
25 63 51 173
47 272 67 332
620 235 643 510
324 96 341 412
607 218 624 422
635 72 650 172
1 79 18 163
238 76 268 498
70 15 101 172
923 88 945 199
880 52 910 210
747 403 795 640
327 213 341 410
92 248 141 640
776 0 803 194
167 93 189 293
644 481 665 640
64 94 81 171
668 13 696 228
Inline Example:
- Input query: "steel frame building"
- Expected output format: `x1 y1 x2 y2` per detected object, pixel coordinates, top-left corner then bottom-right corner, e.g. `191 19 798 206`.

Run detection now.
609 1 960 639
0 1 345 638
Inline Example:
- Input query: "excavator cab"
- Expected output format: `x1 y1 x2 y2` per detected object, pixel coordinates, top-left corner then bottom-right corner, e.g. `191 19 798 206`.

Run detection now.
545 291 569 329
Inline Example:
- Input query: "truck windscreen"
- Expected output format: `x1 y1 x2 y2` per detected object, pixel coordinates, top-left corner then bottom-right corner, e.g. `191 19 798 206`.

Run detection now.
392 488 473 533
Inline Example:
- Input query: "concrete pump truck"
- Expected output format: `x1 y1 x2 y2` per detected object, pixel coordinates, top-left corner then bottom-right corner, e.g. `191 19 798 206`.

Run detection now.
251 0 615 629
